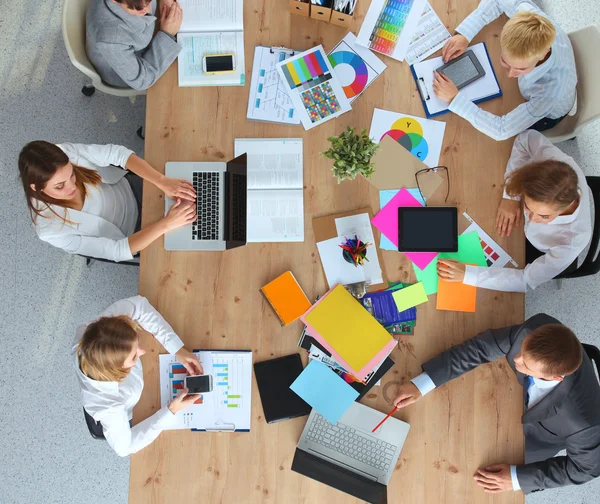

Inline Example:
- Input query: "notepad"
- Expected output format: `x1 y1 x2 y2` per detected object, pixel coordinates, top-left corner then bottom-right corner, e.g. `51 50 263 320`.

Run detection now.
301 285 396 381
411 42 501 118
290 360 359 424
260 271 311 326
391 282 428 312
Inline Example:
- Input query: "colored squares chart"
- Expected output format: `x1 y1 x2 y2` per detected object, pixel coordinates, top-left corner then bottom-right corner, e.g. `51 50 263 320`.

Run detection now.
328 51 368 98
369 0 415 55
169 364 203 405
280 51 331 91
213 356 244 409
480 238 500 267
381 116 429 160
301 82 341 123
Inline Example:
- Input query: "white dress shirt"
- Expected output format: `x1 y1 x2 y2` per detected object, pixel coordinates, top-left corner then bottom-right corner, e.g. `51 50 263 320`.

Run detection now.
33 143 136 262
463 131 592 292
411 371 560 491
73 296 184 457
449 0 577 141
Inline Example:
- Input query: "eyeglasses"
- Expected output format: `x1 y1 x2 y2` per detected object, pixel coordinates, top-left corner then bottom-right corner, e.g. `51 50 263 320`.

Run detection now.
415 166 449 205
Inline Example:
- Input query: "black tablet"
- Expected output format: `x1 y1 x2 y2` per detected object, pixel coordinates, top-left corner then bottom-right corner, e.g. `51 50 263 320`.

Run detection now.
398 207 458 252
436 50 486 90
254 354 311 424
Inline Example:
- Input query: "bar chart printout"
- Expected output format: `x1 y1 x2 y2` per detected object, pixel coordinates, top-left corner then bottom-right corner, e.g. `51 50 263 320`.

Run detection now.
213 355 244 409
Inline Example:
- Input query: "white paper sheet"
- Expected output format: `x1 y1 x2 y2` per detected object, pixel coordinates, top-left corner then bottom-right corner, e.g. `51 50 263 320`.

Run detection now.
247 190 304 242
178 0 243 33
462 212 519 268
369 108 446 167
247 47 300 124
275 45 351 130
356 0 427 62
412 42 501 116
159 351 252 431
328 32 387 104
405 2 451 65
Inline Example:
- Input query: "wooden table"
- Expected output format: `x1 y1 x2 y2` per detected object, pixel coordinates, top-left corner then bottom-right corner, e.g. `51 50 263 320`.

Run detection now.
131 1 525 502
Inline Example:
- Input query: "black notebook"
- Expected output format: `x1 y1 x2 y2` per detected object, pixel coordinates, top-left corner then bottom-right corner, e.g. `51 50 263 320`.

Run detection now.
254 354 311 424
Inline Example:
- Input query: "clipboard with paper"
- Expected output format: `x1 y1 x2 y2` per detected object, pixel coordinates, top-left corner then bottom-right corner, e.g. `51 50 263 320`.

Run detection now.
159 350 252 432
410 42 502 118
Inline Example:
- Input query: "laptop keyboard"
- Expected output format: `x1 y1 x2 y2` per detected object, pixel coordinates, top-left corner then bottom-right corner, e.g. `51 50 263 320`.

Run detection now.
231 173 247 242
191 172 220 241
306 414 396 474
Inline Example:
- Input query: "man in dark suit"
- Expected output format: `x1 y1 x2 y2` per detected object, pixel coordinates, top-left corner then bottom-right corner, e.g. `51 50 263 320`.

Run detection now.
393 313 600 494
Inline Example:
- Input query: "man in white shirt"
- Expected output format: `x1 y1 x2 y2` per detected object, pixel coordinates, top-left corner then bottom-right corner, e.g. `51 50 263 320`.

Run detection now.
393 314 600 494
434 0 576 141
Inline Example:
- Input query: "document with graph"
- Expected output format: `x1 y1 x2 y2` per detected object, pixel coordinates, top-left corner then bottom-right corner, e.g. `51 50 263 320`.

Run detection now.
159 350 252 431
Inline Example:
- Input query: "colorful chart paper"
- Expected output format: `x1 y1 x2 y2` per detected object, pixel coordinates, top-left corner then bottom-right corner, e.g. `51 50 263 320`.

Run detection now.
391 282 428 312
276 45 351 130
413 231 487 295
463 212 518 268
370 109 446 168
290 360 359 424
379 189 424 250
328 32 387 103
371 188 438 270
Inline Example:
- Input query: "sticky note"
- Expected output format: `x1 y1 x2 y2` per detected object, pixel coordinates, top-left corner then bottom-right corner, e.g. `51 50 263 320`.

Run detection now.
290 360 359 424
413 231 488 295
437 275 477 312
391 282 429 312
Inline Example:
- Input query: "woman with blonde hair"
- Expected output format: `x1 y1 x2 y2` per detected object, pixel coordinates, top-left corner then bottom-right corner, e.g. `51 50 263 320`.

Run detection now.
19 141 197 262
438 130 593 292
74 296 203 456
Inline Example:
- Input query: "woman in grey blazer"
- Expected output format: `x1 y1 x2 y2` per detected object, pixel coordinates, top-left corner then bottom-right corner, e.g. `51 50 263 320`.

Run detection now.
86 0 183 90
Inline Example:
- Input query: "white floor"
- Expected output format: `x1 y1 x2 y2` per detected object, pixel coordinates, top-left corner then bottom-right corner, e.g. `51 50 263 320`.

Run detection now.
0 1 598 503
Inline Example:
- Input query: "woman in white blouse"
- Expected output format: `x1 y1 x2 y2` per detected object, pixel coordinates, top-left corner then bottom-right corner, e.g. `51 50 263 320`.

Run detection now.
438 130 593 292
18 141 196 262
74 296 202 456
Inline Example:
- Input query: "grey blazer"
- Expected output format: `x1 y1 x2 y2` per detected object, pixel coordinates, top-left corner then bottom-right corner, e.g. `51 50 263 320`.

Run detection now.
86 0 181 90
421 313 600 494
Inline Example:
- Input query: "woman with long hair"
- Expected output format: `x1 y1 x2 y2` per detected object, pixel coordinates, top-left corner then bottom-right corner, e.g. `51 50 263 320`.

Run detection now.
19 141 196 262
438 130 593 292
74 296 202 456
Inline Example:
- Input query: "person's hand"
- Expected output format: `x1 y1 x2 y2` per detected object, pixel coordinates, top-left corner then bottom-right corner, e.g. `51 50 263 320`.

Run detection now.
158 176 196 202
437 259 466 282
496 199 522 237
393 382 423 409
442 34 469 62
161 0 175 11
168 388 201 414
160 1 183 37
433 71 459 102
163 198 197 231
473 464 513 493
175 348 203 375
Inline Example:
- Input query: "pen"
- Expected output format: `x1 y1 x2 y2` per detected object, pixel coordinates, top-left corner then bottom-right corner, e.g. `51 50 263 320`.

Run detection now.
371 406 398 433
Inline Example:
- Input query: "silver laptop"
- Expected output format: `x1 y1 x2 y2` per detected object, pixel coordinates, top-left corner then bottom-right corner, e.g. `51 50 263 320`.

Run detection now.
292 402 410 504
164 154 247 251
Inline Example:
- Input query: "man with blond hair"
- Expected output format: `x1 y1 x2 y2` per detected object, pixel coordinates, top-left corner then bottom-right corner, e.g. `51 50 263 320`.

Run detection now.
434 0 576 141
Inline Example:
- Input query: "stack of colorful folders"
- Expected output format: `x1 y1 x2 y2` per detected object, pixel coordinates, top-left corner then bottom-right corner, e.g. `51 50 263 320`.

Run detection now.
359 282 417 336
300 284 397 381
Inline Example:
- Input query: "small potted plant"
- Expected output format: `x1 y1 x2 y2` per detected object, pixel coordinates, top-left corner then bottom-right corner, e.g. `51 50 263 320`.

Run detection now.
322 126 379 183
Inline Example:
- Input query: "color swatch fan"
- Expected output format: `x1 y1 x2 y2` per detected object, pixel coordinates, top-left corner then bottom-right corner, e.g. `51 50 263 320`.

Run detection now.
328 33 387 103
276 45 351 130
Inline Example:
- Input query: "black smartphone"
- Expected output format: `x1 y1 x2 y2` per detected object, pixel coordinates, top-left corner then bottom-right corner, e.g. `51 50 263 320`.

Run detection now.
184 374 213 394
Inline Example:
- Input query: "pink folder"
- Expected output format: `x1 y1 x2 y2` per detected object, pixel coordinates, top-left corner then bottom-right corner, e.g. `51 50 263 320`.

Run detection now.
371 188 438 270
300 285 396 381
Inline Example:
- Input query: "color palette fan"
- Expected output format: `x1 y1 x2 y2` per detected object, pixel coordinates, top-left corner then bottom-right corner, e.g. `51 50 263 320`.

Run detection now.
280 49 332 91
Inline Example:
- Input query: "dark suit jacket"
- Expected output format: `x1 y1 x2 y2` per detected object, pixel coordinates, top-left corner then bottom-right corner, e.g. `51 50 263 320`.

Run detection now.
421 314 600 493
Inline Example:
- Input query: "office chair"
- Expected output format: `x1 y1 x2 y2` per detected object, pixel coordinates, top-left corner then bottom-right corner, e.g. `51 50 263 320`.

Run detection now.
556 177 600 280
61 0 145 99
582 344 600 384
83 408 105 440
82 255 140 267
544 25 600 143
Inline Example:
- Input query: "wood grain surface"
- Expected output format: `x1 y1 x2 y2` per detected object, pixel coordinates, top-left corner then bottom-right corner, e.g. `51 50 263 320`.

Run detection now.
131 1 526 502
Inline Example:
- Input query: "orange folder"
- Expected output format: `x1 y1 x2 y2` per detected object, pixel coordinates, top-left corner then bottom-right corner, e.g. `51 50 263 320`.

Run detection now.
260 271 312 326
436 277 476 312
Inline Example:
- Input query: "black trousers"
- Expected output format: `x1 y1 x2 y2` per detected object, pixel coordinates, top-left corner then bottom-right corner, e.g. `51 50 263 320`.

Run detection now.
124 171 144 232
525 239 578 278
530 114 567 133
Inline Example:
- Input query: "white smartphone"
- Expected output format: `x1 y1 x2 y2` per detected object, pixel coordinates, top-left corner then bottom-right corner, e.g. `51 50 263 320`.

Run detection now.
202 54 236 74
184 374 213 394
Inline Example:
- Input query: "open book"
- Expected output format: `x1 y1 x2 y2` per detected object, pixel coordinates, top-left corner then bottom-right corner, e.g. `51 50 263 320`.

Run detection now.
177 0 245 87
234 138 304 242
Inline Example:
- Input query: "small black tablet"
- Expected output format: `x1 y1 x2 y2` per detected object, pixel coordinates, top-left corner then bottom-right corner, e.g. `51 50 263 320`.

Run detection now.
254 354 311 424
398 207 458 252
436 50 486 90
